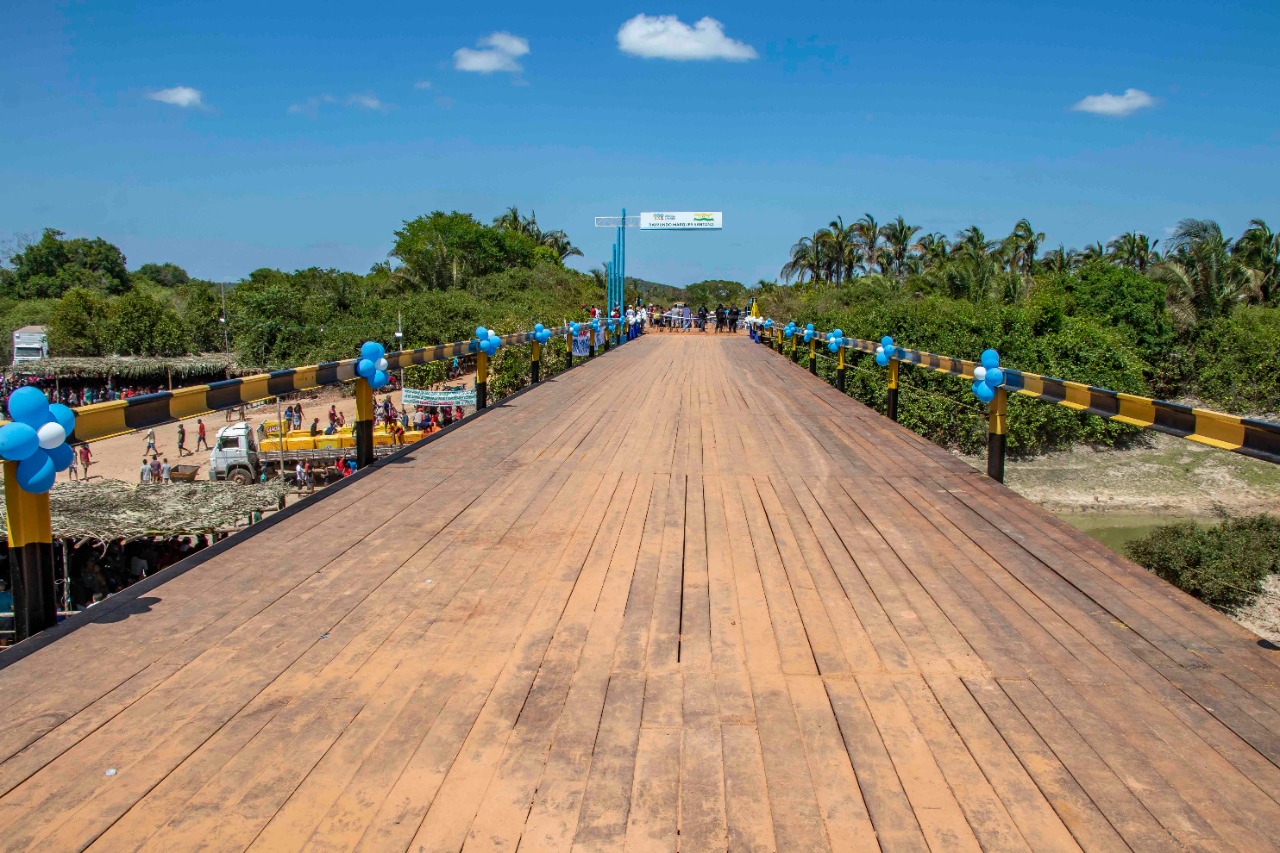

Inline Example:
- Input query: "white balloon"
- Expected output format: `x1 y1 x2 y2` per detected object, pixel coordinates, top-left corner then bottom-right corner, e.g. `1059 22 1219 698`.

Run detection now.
37 422 65 450
875 345 884 355
973 366 987 382
375 357 388 372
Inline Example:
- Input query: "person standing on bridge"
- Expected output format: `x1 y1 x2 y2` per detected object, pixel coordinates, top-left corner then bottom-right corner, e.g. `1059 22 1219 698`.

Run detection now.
714 305 726 333
728 305 741 333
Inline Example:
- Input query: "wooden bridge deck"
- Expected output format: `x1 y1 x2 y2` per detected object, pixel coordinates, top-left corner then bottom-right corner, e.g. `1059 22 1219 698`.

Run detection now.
2 333 1280 851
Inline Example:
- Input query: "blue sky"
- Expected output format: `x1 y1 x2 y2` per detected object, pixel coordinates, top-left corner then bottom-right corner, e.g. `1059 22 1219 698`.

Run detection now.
2 0 1278 286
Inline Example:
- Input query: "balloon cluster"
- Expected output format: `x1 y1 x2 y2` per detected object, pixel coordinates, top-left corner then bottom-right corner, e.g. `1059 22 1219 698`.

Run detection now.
875 336 897 367
802 323 816 343
763 318 774 330
971 349 1004 403
826 329 846 353
356 341 390 390
532 324 553 345
569 321 582 336
783 321 797 339
0 387 76 493
474 326 503 358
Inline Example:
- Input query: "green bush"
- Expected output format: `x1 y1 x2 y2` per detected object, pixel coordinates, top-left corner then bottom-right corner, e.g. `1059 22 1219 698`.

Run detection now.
1189 307 1280 414
766 290 1150 455
1125 515 1280 609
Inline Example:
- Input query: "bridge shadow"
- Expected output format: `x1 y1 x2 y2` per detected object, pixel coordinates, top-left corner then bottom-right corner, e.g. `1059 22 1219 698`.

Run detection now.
1259 639 1279 652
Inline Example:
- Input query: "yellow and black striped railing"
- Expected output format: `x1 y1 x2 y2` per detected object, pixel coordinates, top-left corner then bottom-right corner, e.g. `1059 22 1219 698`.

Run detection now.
770 328 1280 466
68 326 570 445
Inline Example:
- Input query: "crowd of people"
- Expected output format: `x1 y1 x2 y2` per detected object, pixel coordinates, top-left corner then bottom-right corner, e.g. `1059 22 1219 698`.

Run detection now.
0 374 171 418
645 303 745 332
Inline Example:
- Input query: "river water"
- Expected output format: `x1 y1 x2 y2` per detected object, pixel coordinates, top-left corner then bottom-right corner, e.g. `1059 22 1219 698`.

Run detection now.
1061 513 1210 554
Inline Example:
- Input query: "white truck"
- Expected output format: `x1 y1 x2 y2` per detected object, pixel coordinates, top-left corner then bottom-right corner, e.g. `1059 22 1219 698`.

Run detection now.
207 421 398 484
12 326 48 365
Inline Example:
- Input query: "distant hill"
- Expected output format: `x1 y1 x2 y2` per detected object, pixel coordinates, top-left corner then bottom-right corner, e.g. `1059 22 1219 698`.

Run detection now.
626 277 682 303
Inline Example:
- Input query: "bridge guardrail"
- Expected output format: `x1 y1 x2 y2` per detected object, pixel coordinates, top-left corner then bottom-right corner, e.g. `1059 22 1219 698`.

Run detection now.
761 326 1280 475
64 326 572 445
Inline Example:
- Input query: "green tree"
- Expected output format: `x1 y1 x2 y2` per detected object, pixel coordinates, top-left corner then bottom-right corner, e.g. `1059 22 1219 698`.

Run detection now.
1151 219 1246 329
392 211 542 290
178 281 223 351
880 216 921 281
4 228 130 297
137 262 191 288
104 287 191 356
48 287 107 355
1233 219 1280 306
1106 231 1160 273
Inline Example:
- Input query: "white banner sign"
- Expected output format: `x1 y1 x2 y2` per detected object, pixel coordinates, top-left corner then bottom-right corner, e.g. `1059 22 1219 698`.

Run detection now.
639 211 723 230
402 387 477 407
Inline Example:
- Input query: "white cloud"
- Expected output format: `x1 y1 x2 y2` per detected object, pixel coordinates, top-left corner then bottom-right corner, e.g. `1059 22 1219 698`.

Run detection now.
147 86 205 108
454 32 529 73
288 93 389 117
1071 88 1156 117
617 14 757 61
414 80 432 90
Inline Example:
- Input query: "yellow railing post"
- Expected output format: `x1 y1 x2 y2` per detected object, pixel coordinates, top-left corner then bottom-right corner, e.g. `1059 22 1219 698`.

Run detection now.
836 344 846 392
809 337 817 375
531 340 541 384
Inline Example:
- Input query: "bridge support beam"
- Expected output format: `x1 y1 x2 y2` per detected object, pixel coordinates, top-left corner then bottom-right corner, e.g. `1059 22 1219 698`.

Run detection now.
531 341 541 384
4 465 56 642
987 388 1008 482
476 352 489 410
354 377 375 468
887 359 900 422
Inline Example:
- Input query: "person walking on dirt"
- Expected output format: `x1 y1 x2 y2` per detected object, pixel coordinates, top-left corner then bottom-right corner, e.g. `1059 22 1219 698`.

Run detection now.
139 458 153 485
177 422 187 456
196 419 209 450
78 443 92 478
144 427 157 456
161 458 172 484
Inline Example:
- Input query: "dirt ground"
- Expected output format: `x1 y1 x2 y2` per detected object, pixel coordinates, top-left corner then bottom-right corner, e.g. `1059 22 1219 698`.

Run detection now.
67 376 474 486
970 432 1280 519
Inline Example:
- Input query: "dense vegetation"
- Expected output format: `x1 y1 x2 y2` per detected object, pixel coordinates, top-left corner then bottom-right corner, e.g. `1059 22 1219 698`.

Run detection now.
1126 515 1280 610
0 209 599 370
760 215 1280 454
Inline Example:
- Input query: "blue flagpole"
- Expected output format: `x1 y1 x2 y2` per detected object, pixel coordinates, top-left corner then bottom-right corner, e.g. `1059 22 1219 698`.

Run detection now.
620 208 626 307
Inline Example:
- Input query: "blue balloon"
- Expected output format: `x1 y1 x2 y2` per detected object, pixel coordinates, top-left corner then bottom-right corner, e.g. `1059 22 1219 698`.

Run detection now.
488 330 499 341
875 352 889 367
985 367 1005 388
806 323 815 332
833 329 844 339
980 348 1000 369
475 326 488 340
828 341 840 353
8 387 49 427
370 369 390 389
48 442 73 472
360 341 384 362
0 422 39 461
534 323 544 334
973 380 995 403
881 335 894 349
16 449 55 493
357 358 374 377
48 403 76 436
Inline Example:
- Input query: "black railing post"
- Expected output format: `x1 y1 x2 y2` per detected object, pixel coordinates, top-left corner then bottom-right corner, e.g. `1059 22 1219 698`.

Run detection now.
476 352 489 410
531 340 541 384
791 334 800 363
809 338 817 375
566 332 573 370
4 467 56 641
836 344 846 392
987 387 1008 482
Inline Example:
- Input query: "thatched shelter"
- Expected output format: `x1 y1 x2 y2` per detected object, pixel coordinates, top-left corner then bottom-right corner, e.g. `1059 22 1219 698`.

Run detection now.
5 353 238 383
0 479 292 543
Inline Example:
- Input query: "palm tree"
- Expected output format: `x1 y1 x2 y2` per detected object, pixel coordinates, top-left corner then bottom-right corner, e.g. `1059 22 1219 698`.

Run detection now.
851 213 883 274
913 233 950 270
1081 241 1107 263
1151 218 1248 327
1003 219 1044 285
539 229 583 261
781 232 825 284
945 227 1001 301
1233 219 1280 306
1106 232 1160 272
880 216 921 280
818 216 858 284
1041 245 1081 274
493 206 526 233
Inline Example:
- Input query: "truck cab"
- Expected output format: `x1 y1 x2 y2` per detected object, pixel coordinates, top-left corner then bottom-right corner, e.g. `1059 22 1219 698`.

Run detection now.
208 422 260 484
12 326 48 365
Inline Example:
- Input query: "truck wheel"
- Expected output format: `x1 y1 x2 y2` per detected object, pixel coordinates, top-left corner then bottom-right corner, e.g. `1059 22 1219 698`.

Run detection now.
230 469 252 485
